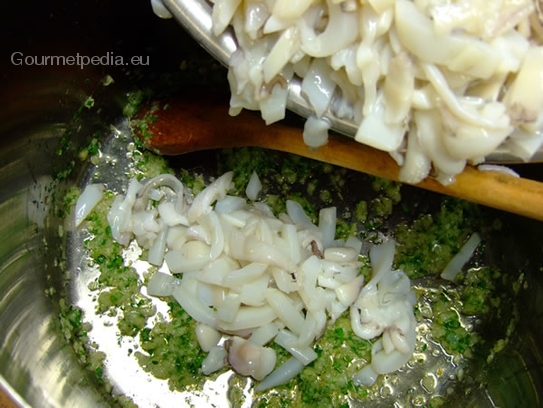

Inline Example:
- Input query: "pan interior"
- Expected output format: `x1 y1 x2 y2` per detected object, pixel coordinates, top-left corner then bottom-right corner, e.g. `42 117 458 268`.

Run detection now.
58 117 543 407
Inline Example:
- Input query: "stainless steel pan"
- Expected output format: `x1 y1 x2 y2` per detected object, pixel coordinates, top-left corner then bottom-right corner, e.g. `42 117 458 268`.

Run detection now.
1 2 543 407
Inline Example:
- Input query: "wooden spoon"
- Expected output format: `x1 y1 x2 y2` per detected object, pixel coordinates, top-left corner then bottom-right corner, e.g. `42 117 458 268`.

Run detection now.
133 90 543 221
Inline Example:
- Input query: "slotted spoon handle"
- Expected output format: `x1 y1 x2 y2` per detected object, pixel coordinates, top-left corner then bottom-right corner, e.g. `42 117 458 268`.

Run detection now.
133 91 543 221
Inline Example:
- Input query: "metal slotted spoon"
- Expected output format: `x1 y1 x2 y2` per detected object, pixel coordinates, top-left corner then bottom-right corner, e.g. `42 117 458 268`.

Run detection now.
159 0 543 164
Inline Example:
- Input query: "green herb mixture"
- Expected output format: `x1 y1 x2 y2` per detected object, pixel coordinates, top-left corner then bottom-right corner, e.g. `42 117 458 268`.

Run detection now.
61 141 521 407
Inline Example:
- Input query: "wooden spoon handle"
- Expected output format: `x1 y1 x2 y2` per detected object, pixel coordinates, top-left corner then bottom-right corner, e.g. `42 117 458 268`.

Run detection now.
135 91 543 221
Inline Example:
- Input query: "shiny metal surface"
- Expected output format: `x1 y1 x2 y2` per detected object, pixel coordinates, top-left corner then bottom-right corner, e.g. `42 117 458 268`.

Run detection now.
1 1 543 407
0 70 118 408
161 0 543 164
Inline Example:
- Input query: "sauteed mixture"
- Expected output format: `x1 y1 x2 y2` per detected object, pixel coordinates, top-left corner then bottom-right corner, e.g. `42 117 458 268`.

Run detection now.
53 119 522 407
